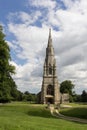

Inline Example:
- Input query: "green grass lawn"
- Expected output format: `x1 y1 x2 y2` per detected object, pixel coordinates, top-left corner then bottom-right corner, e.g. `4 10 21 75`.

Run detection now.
60 103 87 119
0 102 87 130
63 103 87 107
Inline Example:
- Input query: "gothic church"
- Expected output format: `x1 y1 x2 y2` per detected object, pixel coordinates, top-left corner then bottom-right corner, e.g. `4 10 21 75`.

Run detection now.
41 29 60 104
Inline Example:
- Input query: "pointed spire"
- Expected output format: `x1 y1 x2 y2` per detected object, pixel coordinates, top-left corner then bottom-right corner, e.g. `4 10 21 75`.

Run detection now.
48 28 52 47
49 28 51 38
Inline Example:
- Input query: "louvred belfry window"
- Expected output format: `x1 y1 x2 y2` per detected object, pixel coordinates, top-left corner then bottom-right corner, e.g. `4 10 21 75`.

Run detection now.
49 67 52 75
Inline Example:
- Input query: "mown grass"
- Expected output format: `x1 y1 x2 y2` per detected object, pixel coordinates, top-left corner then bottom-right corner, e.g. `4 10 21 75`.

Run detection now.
0 102 87 130
60 107 87 119
64 103 87 107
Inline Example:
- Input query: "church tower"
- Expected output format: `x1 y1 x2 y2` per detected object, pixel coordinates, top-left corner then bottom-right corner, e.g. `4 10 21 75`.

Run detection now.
41 29 60 104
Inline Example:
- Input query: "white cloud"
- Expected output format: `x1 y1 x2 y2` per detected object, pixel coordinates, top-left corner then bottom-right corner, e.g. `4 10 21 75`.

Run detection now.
7 40 14 48
19 11 41 25
8 11 41 26
29 0 56 9
8 23 49 61
61 0 77 9
10 61 42 93
6 0 87 94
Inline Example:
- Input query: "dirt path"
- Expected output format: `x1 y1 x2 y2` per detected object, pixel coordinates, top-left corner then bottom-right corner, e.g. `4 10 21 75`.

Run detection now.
49 106 87 124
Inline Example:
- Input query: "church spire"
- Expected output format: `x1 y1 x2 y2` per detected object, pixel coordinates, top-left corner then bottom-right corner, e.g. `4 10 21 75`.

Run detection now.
41 29 60 104
48 28 52 47
49 28 51 38
46 28 54 57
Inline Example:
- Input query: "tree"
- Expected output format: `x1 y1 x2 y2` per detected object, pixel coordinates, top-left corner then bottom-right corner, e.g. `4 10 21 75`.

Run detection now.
73 94 82 102
22 91 37 103
0 25 18 103
81 90 87 102
60 80 74 95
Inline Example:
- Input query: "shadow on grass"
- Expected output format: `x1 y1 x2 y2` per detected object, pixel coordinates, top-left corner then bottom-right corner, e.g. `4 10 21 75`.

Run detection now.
27 108 56 119
60 107 87 120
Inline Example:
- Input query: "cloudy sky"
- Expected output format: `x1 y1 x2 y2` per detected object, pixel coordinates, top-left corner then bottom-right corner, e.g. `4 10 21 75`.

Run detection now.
0 0 87 94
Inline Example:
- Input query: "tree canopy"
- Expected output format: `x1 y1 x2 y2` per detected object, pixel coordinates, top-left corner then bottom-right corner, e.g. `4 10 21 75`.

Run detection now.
0 25 19 103
60 80 74 95
81 90 87 102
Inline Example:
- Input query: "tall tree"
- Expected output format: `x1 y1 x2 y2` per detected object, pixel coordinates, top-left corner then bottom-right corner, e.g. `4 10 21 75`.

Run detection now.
81 90 87 102
0 25 17 102
60 80 74 95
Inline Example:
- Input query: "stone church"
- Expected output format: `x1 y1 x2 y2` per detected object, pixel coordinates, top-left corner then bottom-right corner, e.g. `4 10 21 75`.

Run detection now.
41 29 60 104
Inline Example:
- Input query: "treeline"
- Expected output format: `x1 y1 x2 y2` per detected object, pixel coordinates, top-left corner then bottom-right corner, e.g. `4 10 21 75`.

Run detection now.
73 90 87 102
11 91 37 103
60 80 87 102
21 91 37 102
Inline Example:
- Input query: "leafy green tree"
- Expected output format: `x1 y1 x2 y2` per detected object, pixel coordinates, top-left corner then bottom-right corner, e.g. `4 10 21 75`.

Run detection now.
0 25 18 103
73 94 82 102
81 90 87 102
60 80 74 95
24 91 30 95
22 91 37 103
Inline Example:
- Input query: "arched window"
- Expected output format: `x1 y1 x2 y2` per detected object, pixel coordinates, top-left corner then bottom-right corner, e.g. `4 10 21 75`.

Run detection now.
49 67 52 75
47 85 54 95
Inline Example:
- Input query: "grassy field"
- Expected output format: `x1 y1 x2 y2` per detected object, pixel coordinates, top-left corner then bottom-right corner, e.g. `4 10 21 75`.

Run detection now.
0 102 87 130
62 103 87 107
60 103 87 119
